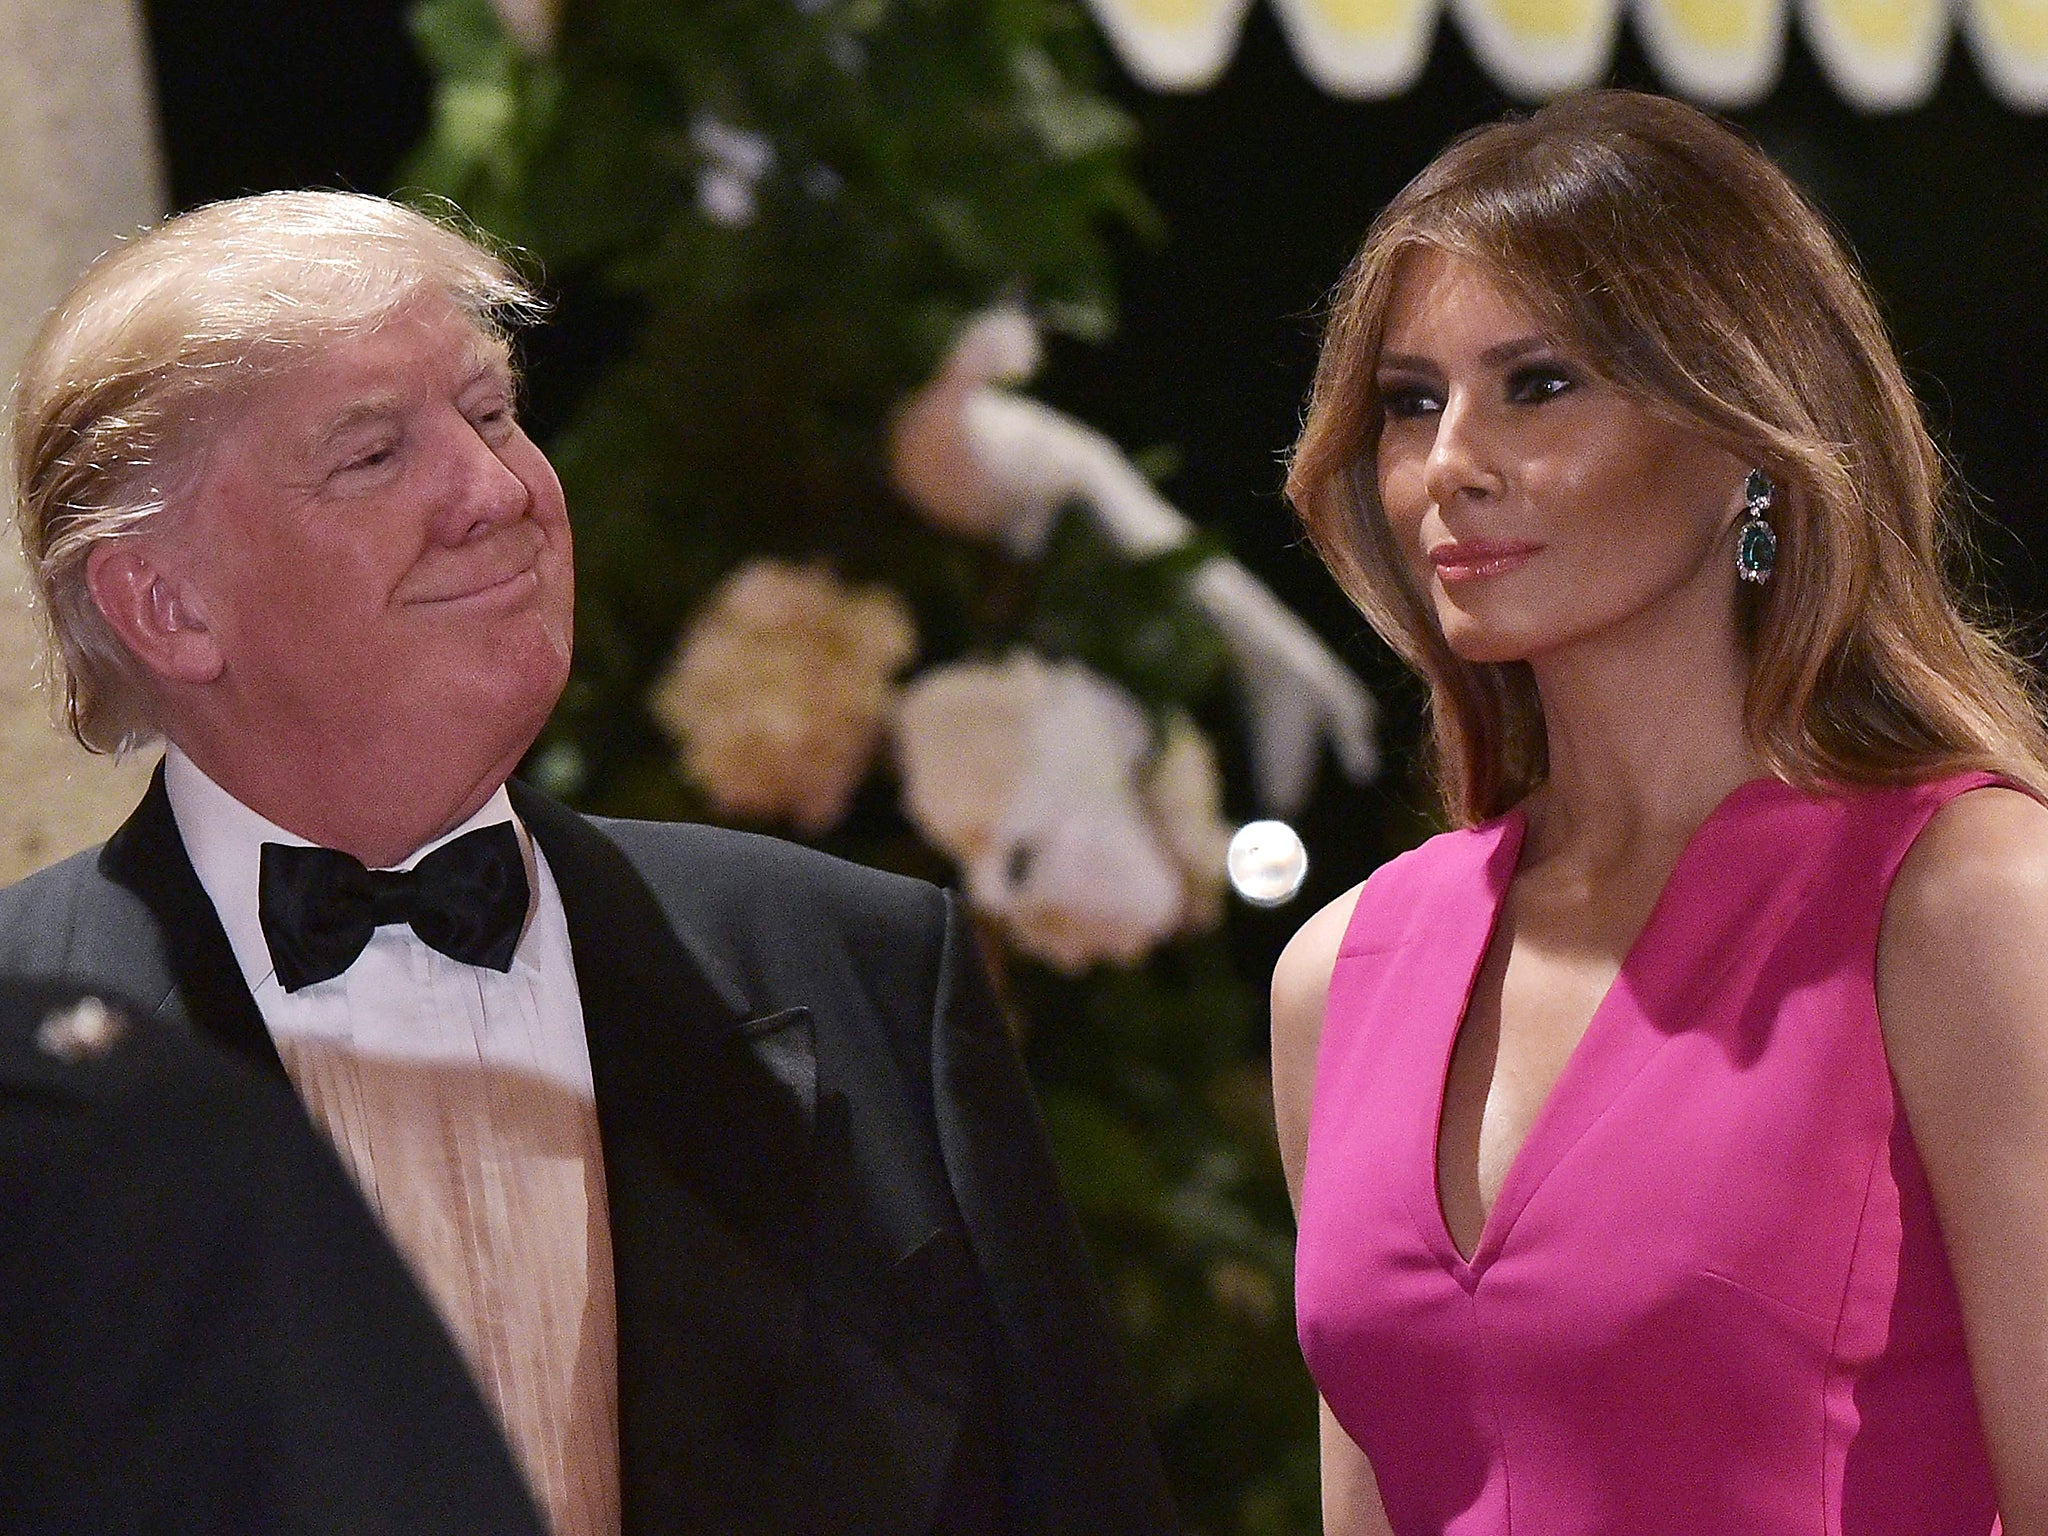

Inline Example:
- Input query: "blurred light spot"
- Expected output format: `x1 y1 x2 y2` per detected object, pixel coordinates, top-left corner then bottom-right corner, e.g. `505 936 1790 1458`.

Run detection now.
1227 819 1307 907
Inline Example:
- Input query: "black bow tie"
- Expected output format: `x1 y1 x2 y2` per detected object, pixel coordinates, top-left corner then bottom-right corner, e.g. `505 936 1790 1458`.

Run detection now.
257 823 531 994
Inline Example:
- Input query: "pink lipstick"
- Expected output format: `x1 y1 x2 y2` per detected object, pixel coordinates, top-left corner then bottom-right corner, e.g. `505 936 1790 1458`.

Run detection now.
1429 538 1542 584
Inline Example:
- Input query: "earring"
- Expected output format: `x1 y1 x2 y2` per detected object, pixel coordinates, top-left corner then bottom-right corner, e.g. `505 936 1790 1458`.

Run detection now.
1736 469 1776 585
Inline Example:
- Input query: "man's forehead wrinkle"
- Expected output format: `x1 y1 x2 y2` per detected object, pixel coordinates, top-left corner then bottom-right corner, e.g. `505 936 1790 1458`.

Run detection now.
310 332 507 442
216 311 513 479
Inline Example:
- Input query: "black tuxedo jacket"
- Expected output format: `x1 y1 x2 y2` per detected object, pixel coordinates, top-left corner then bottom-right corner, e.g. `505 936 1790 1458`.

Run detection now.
0 771 1179 1536
0 978 549 1536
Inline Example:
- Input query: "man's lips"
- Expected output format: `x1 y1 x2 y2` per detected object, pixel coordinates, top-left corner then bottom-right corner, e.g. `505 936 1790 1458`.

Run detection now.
1428 538 1543 583
401 527 547 606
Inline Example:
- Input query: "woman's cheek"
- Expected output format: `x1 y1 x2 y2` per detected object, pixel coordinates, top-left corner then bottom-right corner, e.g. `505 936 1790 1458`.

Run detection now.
1379 488 1432 589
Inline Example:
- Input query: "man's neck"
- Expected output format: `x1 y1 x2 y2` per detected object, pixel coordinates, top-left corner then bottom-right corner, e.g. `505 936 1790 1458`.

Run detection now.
164 731 518 869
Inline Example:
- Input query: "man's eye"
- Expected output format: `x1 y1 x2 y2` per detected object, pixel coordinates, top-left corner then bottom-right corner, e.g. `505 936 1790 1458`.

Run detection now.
1507 365 1574 404
1379 385 1441 420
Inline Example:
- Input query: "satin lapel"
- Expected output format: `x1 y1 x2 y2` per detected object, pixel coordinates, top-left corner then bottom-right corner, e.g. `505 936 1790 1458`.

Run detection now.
511 786 823 1529
96 765 285 1082
511 785 816 1242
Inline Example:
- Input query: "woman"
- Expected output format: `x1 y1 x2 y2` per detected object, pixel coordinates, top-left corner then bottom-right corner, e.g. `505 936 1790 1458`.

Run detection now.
1273 89 2048 1534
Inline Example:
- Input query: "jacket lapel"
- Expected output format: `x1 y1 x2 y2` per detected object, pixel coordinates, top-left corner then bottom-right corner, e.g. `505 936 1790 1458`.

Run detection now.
513 785 816 1252
513 786 830 1531
97 765 285 1082
515 789 984 1534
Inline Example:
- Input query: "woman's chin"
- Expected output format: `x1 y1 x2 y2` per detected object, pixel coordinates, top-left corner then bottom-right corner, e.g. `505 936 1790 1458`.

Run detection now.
1437 620 1538 667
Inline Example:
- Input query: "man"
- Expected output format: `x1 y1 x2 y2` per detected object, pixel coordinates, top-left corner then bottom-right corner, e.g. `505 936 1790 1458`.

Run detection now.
0 191 1176 1535
0 979 548 1535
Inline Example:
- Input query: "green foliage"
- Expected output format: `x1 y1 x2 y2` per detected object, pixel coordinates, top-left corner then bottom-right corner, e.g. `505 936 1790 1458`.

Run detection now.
1015 944 1319 1533
404 1 1318 1526
405 0 1162 803
1025 508 1230 715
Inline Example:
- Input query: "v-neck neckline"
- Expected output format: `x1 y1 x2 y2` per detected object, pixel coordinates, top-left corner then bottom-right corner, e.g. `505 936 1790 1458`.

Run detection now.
1419 775 1782 1285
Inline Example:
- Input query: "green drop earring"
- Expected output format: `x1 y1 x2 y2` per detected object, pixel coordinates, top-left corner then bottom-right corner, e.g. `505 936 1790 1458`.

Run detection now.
1736 469 1776 585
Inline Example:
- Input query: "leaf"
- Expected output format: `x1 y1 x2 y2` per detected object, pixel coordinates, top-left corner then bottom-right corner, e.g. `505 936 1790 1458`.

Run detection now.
1021 505 1230 711
410 0 512 80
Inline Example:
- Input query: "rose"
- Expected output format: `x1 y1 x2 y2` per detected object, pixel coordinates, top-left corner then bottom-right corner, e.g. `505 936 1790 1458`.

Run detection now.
651 560 916 834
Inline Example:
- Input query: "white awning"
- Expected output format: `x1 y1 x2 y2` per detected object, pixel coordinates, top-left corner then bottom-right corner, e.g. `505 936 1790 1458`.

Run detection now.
1082 0 2048 110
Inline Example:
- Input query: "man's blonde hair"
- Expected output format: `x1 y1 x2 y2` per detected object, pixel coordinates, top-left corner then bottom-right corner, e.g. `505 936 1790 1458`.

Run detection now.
8 190 545 752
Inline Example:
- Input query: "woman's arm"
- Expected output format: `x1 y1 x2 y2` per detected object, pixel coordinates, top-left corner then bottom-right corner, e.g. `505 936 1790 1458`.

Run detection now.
1273 885 1397 1536
1317 1401 1396 1536
1879 786 2048 1535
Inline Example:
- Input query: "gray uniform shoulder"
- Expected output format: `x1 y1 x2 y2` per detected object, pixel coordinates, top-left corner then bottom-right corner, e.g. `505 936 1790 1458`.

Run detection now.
0 843 104 945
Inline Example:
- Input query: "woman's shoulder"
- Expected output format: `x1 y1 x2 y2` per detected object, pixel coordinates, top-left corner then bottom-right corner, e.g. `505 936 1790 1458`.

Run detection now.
1872 782 2048 1501
1876 782 2048 1129
1271 880 1366 1206
1270 820 1508 1200
1883 782 2048 970
1271 883 1367 1049
1272 819 1501 1022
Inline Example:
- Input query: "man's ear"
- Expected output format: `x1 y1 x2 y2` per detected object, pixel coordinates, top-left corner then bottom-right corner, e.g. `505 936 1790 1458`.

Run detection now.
84 539 225 686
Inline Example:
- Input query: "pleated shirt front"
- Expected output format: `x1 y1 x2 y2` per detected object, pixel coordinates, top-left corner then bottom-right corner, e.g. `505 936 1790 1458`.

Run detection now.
166 748 620 1536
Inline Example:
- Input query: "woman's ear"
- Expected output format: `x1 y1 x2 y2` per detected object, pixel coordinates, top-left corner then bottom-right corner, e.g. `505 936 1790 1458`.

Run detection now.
84 539 225 686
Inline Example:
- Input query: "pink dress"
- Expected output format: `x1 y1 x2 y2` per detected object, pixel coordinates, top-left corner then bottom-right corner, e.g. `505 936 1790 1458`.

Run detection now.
1295 774 2002 1535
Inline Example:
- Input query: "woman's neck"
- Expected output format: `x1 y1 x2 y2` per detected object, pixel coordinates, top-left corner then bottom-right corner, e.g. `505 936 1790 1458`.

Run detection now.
1521 601 1761 867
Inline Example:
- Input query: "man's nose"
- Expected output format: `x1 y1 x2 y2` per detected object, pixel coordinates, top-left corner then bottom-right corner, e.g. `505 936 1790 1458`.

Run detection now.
1420 392 1501 509
432 417 531 544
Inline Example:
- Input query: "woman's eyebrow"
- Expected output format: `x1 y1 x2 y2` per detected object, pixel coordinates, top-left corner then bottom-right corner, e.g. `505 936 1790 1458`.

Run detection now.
1377 336 1557 375
1480 335 1556 366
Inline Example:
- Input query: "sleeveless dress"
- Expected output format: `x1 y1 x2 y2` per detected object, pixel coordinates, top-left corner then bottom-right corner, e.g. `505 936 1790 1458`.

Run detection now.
1294 774 2003 1535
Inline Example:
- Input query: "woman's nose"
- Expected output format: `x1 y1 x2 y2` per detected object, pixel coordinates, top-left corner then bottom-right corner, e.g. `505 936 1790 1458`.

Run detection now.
1421 392 1502 509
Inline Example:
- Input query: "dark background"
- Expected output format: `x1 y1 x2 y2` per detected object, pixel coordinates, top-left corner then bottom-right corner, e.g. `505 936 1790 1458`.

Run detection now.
142 0 2048 916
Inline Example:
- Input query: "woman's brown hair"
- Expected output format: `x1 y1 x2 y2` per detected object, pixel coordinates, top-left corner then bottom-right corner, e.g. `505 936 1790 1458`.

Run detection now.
1286 88 2048 825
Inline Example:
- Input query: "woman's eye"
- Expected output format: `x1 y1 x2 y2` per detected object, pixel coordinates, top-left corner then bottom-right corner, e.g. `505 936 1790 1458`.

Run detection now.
1379 384 1441 420
1506 364 1574 405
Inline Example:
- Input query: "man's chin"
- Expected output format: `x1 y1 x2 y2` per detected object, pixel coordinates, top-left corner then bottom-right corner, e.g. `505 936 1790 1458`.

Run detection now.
410 659 568 773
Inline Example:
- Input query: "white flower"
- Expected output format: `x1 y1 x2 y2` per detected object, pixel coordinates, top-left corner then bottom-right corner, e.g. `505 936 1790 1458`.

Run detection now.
966 799 1184 973
895 653 1220 972
651 560 917 834
1144 712 1233 932
893 652 1045 862
697 170 758 227
489 0 558 53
